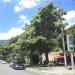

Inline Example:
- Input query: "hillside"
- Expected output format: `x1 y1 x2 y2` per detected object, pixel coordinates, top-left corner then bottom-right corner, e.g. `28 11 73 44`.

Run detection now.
0 40 8 45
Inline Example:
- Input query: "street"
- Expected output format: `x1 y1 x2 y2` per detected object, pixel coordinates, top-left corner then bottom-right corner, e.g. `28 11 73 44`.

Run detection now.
1 63 75 75
0 64 47 75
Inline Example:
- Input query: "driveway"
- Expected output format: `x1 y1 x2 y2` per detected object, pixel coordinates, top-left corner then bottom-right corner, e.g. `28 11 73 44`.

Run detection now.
0 64 47 75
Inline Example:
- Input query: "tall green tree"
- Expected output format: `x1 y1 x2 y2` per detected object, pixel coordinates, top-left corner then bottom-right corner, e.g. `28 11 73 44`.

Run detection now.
26 3 66 63
1 3 66 64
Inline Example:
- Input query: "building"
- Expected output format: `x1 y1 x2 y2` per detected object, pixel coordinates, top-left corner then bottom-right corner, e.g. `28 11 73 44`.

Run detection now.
48 51 64 64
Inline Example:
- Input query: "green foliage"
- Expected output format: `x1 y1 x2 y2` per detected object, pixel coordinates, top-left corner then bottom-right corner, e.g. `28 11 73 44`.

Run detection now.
21 3 66 64
0 3 66 64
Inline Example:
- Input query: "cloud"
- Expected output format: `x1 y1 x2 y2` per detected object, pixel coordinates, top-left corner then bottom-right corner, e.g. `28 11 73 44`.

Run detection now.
17 14 30 28
19 15 29 23
3 0 11 3
14 0 41 12
0 28 24 40
0 15 29 40
19 0 37 8
14 6 22 12
63 10 75 25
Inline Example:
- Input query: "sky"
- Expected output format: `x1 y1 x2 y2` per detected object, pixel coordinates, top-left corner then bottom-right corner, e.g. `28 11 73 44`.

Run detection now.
0 0 75 40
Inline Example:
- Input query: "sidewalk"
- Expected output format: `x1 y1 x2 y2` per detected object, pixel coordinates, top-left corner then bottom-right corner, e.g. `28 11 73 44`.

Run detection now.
26 66 75 75
43 67 75 75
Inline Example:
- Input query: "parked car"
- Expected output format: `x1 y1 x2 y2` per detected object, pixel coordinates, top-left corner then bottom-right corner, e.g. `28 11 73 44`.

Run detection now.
0 60 7 64
9 61 25 70
12 63 25 70
54 61 64 66
9 61 17 67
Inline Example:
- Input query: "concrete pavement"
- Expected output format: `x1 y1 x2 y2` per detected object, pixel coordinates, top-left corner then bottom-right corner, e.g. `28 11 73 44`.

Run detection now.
1 63 75 75
0 63 47 75
27 66 75 75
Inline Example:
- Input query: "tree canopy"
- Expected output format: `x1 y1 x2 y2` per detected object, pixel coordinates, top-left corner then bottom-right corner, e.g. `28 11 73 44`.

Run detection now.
0 3 66 64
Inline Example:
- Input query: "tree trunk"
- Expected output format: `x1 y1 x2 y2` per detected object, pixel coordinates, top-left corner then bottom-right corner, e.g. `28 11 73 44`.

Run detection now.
45 52 49 64
39 54 42 64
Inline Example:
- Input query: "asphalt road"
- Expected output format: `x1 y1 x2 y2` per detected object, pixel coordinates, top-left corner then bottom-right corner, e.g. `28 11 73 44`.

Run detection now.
0 64 47 75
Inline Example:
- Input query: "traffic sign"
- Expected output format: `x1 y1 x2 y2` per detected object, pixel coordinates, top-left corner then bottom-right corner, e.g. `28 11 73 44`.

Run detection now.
67 34 74 51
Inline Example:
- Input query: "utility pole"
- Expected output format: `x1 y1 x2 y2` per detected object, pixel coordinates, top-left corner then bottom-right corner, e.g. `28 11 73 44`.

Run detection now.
70 51 74 70
61 26 67 66
59 0 67 66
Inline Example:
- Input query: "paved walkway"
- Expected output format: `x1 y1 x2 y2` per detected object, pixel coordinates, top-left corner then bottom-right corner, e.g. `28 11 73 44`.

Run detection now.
27 66 75 75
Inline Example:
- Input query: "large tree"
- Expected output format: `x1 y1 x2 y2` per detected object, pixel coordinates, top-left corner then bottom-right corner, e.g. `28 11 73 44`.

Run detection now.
21 3 66 64
1 3 66 64
29 3 65 63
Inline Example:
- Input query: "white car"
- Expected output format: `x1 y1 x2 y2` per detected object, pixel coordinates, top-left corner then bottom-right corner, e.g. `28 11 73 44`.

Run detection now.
0 60 7 64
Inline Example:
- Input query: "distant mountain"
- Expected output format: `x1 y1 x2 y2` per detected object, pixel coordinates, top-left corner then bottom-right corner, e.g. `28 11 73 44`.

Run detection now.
0 40 8 45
